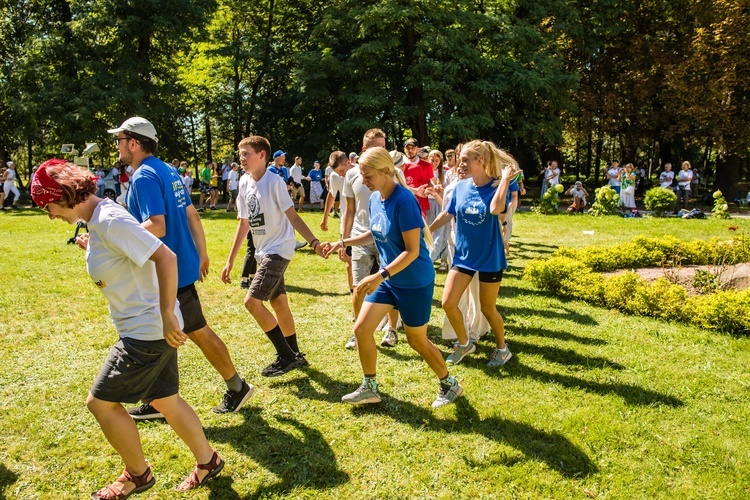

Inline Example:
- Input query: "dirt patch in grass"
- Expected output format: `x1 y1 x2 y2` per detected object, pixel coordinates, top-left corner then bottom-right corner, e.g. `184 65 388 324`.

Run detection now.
603 263 750 294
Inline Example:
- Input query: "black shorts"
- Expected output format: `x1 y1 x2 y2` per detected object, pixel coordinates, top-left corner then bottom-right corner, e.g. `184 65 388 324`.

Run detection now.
452 265 504 283
335 191 341 202
90 337 179 404
177 284 208 333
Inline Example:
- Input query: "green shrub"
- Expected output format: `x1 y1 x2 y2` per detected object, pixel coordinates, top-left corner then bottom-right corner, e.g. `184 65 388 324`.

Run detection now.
712 190 730 219
644 187 677 216
551 235 750 272
688 290 750 334
533 185 563 215
524 256 590 293
523 251 747 334
588 185 620 216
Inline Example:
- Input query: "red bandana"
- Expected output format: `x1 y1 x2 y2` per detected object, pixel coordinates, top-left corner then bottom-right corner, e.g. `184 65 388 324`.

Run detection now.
31 159 68 207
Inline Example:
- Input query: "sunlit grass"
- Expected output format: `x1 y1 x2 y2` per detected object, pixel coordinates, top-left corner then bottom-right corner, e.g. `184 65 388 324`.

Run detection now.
1 208 748 498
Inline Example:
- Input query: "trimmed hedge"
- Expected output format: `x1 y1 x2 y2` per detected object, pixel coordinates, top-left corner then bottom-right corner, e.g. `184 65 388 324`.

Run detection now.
524 256 750 335
552 235 750 272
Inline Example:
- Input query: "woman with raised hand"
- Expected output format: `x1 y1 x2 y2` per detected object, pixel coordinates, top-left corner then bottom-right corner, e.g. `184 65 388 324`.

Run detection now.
325 147 462 409
429 140 519 367
31 160 223 499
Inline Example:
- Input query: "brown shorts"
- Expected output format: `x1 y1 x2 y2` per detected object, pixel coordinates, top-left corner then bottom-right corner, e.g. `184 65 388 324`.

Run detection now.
248 254 290 301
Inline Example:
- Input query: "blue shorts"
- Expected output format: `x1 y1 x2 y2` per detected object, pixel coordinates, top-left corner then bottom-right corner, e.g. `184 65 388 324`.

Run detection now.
365 281 433 327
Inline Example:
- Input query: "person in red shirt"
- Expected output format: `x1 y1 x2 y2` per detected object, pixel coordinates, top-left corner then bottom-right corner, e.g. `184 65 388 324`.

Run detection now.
402 138 434 215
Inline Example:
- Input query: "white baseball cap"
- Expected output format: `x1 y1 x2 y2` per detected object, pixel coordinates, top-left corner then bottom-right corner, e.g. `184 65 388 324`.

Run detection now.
107 117 158 143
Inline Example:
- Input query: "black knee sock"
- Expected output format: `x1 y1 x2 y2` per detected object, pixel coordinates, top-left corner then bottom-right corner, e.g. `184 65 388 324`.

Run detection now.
265 325 296 360
286 333 299 354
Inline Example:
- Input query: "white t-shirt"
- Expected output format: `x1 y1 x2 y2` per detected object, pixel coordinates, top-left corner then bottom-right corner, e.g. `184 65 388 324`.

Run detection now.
182 175 193 192
546 167 560 186
342 165 374 237
677 169 693 189
86 199 183 341
607 167 621 186
659 170 674 188
289 165 303 184
228 169 239 191
221 163 231 181
324 166 333 186
237 170 295 260
111 166 120 183
570 187 587 202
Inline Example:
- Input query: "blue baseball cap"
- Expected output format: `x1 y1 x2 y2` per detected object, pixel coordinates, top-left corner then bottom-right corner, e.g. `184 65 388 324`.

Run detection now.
272 150 287 159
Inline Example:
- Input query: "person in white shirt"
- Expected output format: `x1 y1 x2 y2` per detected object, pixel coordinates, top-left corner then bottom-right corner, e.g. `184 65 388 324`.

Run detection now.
565 181 589 213
546 161 561 187
675 161 693 212
321 151 355 302
606 160 621 193
32 159 223 496
226 162 240 212
659 163 675 189
222 136 326 377
3 161 21 209
289 156 306 211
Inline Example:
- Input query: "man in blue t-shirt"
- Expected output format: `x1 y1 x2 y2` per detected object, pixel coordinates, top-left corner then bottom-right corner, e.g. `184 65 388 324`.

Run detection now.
108 116 253 418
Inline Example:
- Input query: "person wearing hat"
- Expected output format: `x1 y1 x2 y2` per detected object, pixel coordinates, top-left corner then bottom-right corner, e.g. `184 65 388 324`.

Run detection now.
402 138 433 216
3 161 20 209
31 159 224 497
269 150 287 180
106 116 253 418
565 181 589 213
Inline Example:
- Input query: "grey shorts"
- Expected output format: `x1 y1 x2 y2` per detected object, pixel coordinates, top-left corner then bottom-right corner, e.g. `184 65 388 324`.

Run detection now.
177 284 208 334
248 254 290 301
90 337 178 404
351 243 379 285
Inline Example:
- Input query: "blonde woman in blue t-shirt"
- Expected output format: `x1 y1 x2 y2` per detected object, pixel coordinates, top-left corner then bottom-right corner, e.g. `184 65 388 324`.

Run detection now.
430 140 519 367
325 147 462 408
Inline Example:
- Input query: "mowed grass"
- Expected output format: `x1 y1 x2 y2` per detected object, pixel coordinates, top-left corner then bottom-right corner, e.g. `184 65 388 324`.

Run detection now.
1 207 749 499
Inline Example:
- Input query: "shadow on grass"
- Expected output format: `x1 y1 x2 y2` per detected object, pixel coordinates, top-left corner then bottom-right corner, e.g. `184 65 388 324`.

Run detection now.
511 306 599 326
507 339 623 370
285 284 350 297
352 395 597 478
510 326 606 346
204 405 349 498
0 463 19 499
493 359 683 407
268 368 349 404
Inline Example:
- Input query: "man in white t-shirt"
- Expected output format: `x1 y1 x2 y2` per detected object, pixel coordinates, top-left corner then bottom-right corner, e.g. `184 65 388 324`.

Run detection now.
226 162 240 212
289 156 306 211
321 151 354 300
222 135 326 377
659 163 675 189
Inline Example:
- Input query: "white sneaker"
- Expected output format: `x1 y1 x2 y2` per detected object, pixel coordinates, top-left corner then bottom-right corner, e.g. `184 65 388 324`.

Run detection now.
380 327 398 347
345 335 357 350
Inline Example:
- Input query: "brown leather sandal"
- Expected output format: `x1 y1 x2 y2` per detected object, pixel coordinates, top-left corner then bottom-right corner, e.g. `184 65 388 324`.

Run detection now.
176 452 224 492
90 467 155 499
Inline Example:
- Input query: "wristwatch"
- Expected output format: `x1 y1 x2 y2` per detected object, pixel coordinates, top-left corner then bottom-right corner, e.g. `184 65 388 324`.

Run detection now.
379 268 390 280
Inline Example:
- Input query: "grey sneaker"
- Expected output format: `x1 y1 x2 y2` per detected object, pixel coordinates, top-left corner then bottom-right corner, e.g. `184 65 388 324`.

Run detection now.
345 335 358 350
342 380 381 405
446 340 476 364
294 240 307 250
487 346 512 367
432 378 463 408
380 327 398 347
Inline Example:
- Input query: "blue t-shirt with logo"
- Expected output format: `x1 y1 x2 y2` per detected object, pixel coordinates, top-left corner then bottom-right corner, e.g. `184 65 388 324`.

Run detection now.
368 184 434 288
127 156 200 288
447 178 507 273
308 169 323 182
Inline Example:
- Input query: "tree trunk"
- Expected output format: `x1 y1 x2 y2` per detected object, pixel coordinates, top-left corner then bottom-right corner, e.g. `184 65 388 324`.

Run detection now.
715 151 740 199
205 102 213 164
585 128 593 178
594 133 603 184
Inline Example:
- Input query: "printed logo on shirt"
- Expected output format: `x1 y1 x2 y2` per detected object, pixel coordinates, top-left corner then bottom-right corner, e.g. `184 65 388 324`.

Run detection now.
248 193 265 227
94 280 106 288
460 194 487 226
371 212 389 244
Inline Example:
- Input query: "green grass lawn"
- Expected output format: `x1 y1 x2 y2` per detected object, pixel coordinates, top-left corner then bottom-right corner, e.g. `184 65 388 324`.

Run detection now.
1 208 749 499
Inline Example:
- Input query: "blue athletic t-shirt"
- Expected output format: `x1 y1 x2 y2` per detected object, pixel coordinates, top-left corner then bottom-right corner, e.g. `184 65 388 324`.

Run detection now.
447 178 507 273
308 169 323 182
506 178 520 206
127 156 200 288
368 184 434 288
